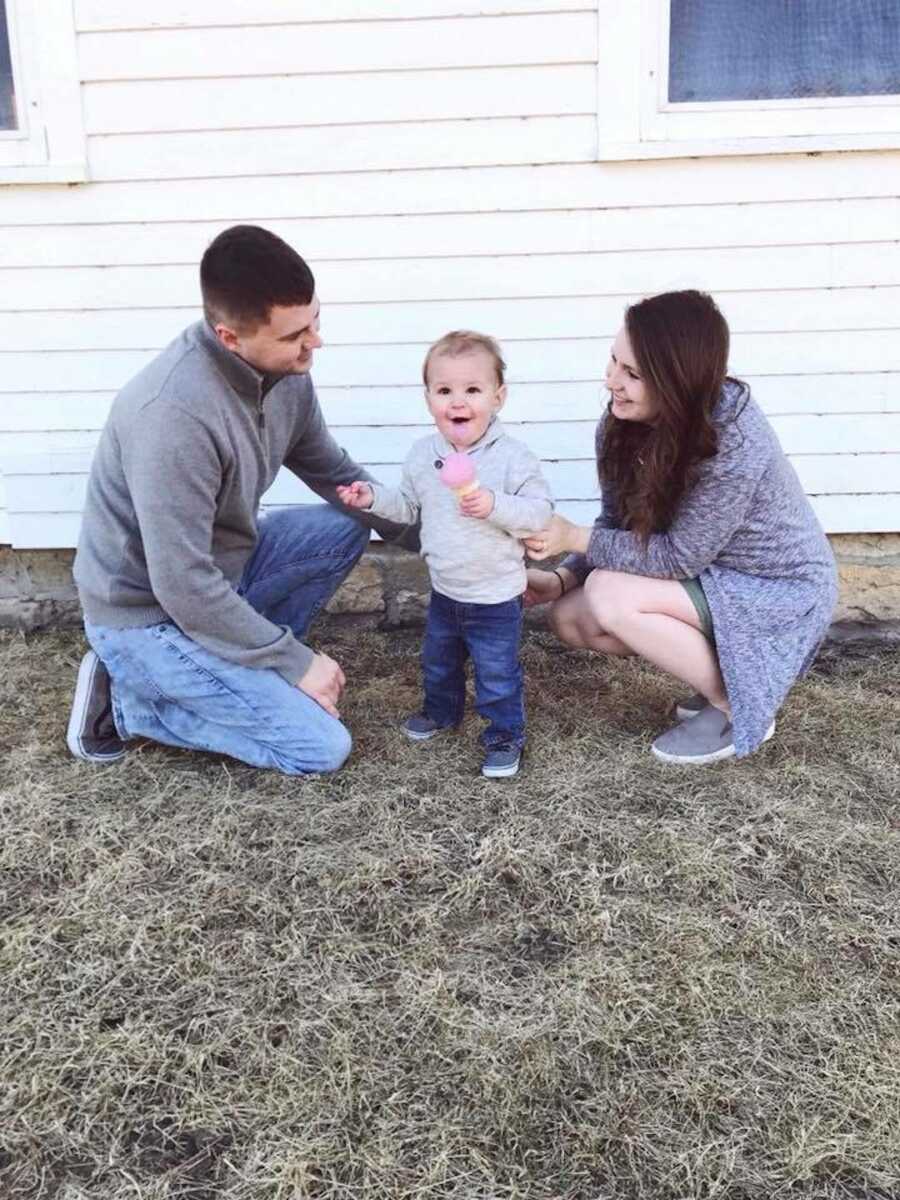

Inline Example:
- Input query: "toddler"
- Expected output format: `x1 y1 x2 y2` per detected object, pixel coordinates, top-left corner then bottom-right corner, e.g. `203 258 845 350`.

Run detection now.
338 330 553 778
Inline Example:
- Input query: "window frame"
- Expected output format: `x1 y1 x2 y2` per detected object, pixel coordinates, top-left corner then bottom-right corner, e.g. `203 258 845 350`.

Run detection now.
0 0 86 183
597 0 900 161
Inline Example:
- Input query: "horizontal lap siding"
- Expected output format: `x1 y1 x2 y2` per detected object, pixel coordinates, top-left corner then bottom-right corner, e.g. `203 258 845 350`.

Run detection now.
73 2 595 29
0 158 895 226
76 14 595 80
0 1 897 548
81 66 595 134
5 289 900 349
6 245 900 310
17 456 900 510
6 333 900 393
4 447 896 546
4 202 899 268
3 374 900 433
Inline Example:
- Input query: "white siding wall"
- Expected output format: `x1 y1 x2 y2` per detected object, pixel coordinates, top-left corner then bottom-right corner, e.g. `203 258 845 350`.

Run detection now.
1 0 898 547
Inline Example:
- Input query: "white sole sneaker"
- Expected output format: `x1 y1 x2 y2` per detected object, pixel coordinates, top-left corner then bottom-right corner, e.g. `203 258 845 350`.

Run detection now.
482 763 521 778
402 723 453 742
66 651 127 763
481 754 522 778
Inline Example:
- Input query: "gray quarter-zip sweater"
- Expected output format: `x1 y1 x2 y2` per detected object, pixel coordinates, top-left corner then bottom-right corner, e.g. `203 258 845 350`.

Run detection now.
74 320 413 684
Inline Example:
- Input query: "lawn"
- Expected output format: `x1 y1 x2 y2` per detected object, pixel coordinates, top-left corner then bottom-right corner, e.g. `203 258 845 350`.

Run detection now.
1 625 899 1200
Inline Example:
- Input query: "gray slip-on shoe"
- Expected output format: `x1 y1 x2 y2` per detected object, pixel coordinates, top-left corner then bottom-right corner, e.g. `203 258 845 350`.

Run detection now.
66 650 127 764
651 703 774 765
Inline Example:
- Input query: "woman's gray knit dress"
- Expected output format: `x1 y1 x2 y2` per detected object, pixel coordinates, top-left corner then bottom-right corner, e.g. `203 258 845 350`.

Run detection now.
564 382 838 756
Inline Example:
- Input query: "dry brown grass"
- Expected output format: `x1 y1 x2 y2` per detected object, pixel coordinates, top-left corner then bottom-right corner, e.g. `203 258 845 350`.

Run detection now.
2 626 899 1200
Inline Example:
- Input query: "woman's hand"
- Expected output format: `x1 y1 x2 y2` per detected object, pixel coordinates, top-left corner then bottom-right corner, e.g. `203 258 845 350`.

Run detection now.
524 568 565 608
522 514 589 560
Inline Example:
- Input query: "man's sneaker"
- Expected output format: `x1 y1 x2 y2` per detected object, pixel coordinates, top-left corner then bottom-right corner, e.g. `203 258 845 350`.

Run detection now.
66 650 127 764
402 714 454 741
481 745 522 778
674 692 707 720
651 703 774 765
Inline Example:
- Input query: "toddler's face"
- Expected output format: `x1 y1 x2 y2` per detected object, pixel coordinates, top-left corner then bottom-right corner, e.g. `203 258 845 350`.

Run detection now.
425 350 506 450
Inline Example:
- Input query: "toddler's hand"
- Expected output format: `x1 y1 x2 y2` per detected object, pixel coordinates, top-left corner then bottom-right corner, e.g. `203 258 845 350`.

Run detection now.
337 481 374 509
459 487 494 519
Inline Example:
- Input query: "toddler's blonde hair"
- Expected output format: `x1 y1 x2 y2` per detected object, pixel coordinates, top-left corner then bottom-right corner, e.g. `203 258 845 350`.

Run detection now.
423 330 506 388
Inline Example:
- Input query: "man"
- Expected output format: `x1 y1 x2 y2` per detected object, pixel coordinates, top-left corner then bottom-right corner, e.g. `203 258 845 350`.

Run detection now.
68 224 413 774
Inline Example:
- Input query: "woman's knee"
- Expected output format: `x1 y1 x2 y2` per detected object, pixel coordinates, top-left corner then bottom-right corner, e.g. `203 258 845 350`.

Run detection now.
548 602 583 645
583 570 634 629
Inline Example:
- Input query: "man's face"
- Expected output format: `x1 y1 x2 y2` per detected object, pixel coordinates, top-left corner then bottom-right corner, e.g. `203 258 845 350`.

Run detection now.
216 297 322 376
425 350 506 450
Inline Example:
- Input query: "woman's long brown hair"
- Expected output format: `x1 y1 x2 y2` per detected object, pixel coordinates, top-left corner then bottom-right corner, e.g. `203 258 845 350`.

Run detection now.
598 289 730 542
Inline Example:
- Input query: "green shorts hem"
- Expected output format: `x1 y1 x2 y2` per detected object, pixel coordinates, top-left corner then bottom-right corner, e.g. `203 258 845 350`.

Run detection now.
680 577 715 644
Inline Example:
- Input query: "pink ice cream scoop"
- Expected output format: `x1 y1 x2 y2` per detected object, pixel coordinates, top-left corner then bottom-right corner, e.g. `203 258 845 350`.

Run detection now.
439 451 480 498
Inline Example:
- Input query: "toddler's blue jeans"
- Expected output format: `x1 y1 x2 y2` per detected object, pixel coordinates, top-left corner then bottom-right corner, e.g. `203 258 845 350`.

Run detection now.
84 504 370 775
421 589 525 750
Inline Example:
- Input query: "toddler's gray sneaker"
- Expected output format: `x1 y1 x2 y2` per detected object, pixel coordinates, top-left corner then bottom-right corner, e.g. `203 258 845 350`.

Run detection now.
402 714 454 741
651 703 774 765
481 744 521 778
67 650 127 764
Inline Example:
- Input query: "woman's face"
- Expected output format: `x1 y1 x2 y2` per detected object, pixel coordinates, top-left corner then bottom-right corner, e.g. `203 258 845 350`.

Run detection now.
605 327 660 425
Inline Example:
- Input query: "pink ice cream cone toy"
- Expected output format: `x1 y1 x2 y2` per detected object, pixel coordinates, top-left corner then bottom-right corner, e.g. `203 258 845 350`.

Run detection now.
439 452 480 500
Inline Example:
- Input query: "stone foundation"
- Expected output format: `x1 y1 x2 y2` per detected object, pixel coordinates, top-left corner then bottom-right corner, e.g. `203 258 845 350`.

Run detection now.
0 543 433 634
828 534 900 624
0 547 84 633
2 536 899 637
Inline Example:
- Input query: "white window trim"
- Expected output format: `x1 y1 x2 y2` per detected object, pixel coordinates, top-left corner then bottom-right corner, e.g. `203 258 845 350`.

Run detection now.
597 0 900 161
0 0 86 183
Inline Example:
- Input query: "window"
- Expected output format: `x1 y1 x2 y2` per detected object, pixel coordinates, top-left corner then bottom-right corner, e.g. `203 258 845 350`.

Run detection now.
597 0 900 160
0 0 86 183
1 1 17 131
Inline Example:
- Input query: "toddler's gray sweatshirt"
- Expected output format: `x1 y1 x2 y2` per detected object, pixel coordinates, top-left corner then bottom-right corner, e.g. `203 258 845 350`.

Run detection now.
368 420 553 604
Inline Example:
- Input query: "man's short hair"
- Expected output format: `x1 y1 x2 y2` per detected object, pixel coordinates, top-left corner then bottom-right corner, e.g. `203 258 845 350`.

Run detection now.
423 330 506 388
200 224 315 332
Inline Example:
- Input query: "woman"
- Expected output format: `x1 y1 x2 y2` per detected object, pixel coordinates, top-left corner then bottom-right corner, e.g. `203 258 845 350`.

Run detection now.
524 289 837 764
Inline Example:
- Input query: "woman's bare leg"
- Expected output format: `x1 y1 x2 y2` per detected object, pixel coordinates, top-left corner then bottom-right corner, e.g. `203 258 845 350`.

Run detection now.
548 585 633 655
582 569 729 712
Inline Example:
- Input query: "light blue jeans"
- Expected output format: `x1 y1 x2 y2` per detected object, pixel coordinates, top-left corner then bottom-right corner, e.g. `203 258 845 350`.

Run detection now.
85 505 370 775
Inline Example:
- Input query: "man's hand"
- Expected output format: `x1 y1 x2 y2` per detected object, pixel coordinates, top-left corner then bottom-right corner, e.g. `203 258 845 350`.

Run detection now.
459 487 494 519
337 481 374 509
297 651 346 719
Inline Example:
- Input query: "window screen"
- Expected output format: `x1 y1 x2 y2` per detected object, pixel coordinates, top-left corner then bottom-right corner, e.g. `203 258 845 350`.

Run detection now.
1 0 16 130
669 0 900 103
